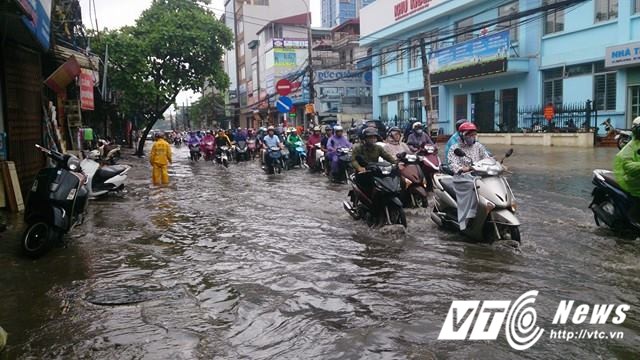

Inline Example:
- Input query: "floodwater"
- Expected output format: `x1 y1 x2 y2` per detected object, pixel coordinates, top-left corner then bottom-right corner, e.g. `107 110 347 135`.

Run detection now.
1 144 639 359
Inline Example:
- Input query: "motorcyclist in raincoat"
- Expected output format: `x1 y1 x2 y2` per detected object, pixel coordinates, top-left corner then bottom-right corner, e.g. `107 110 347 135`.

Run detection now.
383 126 412 158
150 132 172 185
326 126 353 179
614 117 640 220
306 126 322 168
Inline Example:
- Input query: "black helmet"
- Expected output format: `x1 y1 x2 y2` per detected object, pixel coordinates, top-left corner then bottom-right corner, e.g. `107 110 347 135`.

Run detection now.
387 126 401 138
362 127 378 138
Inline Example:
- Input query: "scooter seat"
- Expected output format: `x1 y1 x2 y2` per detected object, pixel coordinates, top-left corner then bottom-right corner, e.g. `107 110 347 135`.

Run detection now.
439 178 457 200
96 166 127 179
602 172 623 190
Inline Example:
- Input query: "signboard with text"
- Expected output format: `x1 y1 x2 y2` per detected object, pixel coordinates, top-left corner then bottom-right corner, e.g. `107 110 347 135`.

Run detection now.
80 68 95 111
429 30 510 74
20 0 53 50
274 49 297 67
272 38 309 49
605 41 640 68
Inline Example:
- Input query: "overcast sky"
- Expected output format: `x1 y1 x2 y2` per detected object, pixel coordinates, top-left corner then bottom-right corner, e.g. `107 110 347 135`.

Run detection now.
80 0 322 107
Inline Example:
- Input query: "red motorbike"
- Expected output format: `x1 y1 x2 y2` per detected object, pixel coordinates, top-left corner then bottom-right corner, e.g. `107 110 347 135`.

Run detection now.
417 144 441 191
201 140 216 162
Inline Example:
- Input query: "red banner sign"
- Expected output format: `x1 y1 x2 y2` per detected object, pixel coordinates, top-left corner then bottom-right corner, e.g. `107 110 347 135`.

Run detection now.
80 68 95 111
394 0 437 21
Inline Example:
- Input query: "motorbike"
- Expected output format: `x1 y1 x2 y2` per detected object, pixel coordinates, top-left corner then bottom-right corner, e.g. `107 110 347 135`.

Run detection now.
97 139 121 165
343 160 406 227
430 149 520 242
589 168 640 233
308 143 325 172
189 143 201 162
397 152 429 208
602 119 632 149
263 146 284 174
417 144 441 191
201 140 216 162
235 140 250 162
22 145 89 258
173 137 183 147
216 146 230 167
331 147 353 183
81 154 130 198
247 139 258 160
288 141 307 169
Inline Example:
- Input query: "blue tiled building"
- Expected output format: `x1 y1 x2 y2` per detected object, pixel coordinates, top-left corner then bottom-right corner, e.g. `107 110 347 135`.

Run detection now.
360 0 640 134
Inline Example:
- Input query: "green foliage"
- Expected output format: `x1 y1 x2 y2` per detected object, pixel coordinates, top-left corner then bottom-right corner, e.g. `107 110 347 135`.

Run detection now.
90 0 233 153
189 92 226 129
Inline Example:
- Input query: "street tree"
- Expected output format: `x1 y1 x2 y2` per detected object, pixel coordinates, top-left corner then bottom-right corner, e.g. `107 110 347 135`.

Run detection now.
92 0 233 155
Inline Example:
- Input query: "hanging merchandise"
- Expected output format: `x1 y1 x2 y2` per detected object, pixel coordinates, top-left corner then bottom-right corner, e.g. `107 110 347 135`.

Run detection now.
83 127 94 141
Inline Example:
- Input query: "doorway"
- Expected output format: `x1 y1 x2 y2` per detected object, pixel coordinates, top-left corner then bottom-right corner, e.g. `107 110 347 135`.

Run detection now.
471 91 496 132
454 94 467 121
630 85 640 127
500 88 518 132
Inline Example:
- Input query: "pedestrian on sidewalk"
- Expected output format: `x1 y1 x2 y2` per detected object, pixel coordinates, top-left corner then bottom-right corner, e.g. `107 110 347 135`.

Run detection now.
150 131 172 185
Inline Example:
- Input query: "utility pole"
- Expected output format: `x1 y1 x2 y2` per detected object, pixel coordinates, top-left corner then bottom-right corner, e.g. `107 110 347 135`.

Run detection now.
419 36 434 131
306 9 315 128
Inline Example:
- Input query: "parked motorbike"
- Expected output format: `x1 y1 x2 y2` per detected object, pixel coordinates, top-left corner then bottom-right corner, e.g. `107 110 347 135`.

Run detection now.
417 144 441 191
81 154 130 198
263 146 284 174
216 146 230 167
235 140 250 162
331 147 353 183
189 144 201 162
201 140 216 162
97 139 121 165
397 152 429 208
22 145 89 258
343 160 406 227
589 168 640 233
602 119 632 149
430 149 520 242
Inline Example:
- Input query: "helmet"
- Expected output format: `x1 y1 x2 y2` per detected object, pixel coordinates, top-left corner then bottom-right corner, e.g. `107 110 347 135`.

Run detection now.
154 131 164 138
387 126 401 138
313 126 321 131
334 125 343 132
267 126 275 131
362 127 378 138
412 122 423 129
324 125 333 132
455 119 468 131
633 116 640 139
458 122 478 135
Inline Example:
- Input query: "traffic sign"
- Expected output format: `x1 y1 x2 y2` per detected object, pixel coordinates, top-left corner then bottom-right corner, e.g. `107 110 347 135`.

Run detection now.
276 96 293 113
276 79 292 96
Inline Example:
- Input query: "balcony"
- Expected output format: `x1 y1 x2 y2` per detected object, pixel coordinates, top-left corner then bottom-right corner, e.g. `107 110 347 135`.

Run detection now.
333 34 359 50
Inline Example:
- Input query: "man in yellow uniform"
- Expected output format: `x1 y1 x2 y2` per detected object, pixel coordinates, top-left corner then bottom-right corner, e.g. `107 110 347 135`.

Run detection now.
150 131 172 185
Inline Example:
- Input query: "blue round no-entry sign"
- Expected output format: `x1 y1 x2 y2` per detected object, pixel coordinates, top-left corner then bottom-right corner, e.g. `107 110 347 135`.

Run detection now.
276 96 293 113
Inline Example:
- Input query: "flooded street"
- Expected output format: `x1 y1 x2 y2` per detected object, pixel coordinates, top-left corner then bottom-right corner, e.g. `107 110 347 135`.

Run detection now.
1 144 639 359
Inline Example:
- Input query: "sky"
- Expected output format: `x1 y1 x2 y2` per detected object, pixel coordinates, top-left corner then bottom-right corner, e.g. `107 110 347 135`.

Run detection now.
80 0 322 107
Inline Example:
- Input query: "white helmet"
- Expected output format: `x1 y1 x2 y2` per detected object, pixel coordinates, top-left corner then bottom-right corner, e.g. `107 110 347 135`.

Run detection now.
88 150 101 160
334 125 343 131
633 116 640 127
412 122 423 129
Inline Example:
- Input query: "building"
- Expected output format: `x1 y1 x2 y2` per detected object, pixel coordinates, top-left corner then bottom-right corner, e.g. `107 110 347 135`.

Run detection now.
322 0 376 28
361 0 640 138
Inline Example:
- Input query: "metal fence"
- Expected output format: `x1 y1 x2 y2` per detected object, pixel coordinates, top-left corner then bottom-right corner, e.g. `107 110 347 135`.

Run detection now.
508 101 596 133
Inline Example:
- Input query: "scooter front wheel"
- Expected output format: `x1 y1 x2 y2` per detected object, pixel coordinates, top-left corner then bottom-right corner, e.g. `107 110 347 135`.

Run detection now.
22 221 55 258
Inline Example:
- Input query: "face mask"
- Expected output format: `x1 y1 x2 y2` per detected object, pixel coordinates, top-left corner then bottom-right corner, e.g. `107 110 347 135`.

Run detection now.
366 137 377 145
415 129 423 135
463 136 476 146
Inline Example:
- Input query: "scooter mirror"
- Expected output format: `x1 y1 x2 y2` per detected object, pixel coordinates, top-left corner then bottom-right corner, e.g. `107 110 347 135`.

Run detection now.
505 149 514 158
454 148 466 157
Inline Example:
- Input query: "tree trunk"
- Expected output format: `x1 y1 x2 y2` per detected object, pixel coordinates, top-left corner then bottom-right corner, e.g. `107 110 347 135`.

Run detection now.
135 117 159 156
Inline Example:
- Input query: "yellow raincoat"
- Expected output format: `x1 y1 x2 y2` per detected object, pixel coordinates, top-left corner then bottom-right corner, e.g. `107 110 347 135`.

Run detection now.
150 138 172 185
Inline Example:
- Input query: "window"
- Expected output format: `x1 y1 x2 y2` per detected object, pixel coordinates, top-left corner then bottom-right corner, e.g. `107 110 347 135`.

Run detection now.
543 67 563 107
397 98 405 121
236 16 244 35
455 16 474 43
595 0 618 22
410 40 421 68
346 87 358 96
396 47 404 72
380 48 388 76
565 63 592 77
497 1 519 43
543 0 564 34
594 71 616 111
635 0 640 13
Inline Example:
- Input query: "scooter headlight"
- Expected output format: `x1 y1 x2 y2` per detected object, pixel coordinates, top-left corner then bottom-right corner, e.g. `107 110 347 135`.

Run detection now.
67 157 80 171
380 165 393 175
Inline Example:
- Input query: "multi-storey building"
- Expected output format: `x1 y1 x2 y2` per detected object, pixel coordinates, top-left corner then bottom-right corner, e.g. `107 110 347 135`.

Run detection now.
322 0 376 29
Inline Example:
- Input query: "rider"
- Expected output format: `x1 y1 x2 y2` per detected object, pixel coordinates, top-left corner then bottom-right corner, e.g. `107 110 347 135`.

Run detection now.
187 131 201 148
235 128 247 142
447 122 492 174
320 126 334 175
306 126 323 168
262 126 283 167
215 129 232 157
406 121 434 153
201 130 215 144
351 127 397 194
444 119 468 166
614 116 640 223
285 127 303 149
383 126 412 159
326 126 353 180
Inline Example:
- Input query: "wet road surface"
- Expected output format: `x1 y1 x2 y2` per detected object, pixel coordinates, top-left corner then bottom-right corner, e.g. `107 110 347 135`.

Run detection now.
1 144 639 359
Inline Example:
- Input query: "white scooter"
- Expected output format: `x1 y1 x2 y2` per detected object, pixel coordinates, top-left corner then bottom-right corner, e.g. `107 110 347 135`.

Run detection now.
81 151 131 198
430 148 520 242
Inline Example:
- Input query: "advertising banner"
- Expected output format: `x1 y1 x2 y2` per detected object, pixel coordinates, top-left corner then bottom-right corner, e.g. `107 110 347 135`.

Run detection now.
80 68 95 111
605 41 640 68
19 0 53 50
274 49 297 67
429 30 510 74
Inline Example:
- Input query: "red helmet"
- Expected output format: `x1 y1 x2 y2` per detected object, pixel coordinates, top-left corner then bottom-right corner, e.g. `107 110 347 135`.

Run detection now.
458 122 478 134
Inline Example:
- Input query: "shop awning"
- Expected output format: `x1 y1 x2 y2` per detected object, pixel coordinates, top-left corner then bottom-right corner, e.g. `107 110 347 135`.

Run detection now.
44 55 81 94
